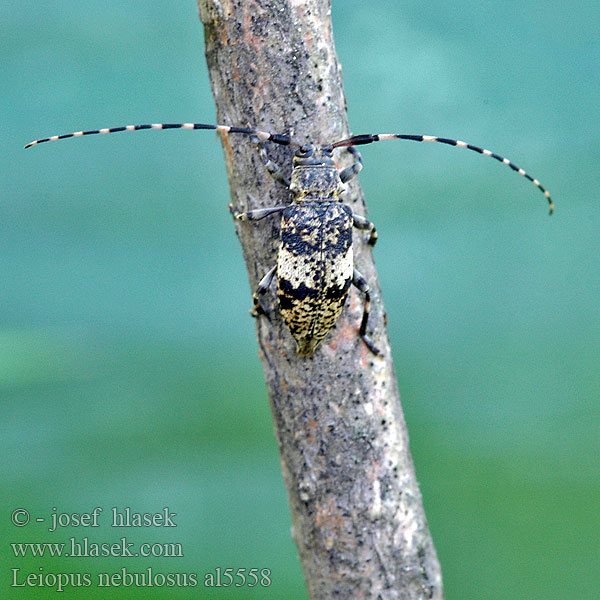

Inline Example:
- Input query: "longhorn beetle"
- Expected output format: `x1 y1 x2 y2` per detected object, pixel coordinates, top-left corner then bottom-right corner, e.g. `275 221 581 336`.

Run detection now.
25 122 553 356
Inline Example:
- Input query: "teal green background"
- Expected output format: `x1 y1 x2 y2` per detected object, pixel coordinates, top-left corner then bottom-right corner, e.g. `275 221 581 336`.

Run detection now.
2 1 598 598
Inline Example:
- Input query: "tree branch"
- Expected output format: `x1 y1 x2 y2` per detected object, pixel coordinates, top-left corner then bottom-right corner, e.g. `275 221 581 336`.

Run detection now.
197 1 443 598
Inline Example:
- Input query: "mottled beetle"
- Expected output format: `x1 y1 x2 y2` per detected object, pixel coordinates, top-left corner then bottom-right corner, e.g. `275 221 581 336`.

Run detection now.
25 123 553 355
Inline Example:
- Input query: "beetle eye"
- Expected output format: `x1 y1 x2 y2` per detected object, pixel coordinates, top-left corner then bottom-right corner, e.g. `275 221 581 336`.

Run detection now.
297 145 313 157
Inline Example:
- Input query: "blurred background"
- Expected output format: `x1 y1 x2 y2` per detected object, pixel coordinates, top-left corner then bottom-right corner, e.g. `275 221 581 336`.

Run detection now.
2 1 598 598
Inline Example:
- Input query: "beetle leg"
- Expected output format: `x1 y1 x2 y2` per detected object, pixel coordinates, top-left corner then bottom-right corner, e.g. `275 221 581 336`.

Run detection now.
250 265 277 320
352 268 381 355
250 135 291 187
339 145 364 183
230 204 287 221
352 212 378 246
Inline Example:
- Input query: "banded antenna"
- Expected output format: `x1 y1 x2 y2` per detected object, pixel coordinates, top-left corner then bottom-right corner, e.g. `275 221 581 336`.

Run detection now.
25 122 553 214
332 133 553 214
24 122 300 149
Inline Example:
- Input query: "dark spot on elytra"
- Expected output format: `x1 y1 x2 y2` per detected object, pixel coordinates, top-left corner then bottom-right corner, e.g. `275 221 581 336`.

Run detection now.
324 279 351 300
278 279 319 303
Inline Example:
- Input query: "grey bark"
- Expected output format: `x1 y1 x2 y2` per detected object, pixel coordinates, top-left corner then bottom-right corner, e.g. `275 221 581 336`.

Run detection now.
197 1 443 598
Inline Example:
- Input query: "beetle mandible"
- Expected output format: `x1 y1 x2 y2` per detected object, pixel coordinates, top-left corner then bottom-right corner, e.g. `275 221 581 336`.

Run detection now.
25 122 554 356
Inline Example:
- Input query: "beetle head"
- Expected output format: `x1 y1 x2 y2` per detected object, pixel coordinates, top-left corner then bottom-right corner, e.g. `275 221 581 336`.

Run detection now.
293 144 335 167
